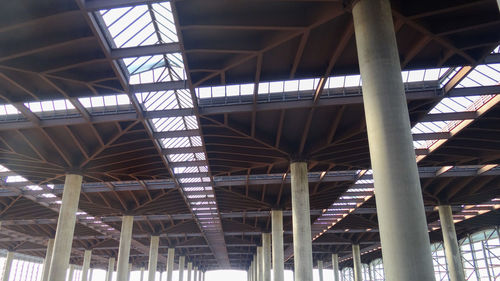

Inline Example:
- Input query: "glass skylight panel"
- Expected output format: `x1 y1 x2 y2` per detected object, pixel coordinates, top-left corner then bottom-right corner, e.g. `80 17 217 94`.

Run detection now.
184 116 199 130
78 94 131 109
100 5 158 48
0 104 20 116
151 117 186 132
151 2 179 43
167 153 197 162
6 175 28 183
161 137 191 148
457 64 500 88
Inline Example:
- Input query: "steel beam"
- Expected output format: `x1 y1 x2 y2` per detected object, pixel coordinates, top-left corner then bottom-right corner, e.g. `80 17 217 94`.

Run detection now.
110 43 181 58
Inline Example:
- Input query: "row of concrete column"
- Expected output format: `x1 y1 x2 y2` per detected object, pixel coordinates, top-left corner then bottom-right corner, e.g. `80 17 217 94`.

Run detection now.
7 2 466 281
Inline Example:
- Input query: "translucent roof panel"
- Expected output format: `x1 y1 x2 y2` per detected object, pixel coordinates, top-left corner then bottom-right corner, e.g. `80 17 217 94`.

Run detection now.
100 5 158 48
151 2 179 43
125 53 186 80
456 64 500 88
135 89 193 111
0 104 20 116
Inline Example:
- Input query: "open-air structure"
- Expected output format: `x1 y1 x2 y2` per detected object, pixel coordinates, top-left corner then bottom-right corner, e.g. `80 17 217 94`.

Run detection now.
0 0 499 280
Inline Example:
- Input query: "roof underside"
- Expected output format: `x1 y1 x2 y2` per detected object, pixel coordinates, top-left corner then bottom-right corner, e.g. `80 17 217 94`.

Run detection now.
0 0 499 271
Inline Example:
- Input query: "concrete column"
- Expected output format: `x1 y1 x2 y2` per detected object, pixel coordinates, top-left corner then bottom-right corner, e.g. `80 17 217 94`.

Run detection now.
140 267 145 281
318 261 324 281
2 251 14 281
67 265 75 281
253 254 257 281
187 262 192 281
48 174 83 281
439 205 466 281
80 250 92 281
332 254 340 281
193 267 198 281
256 247 263 281
105 257 115 281
290 162 313 281
198 269 202 281
116 216 134 281
41 239 55 281
271 210 284 281
159 271 163 281
352 1 435 280
249 261 254 281
166 248 175 281
352 244 362 281
178 256 185 281
89 269 94 281
262 233 271 281
148 236 160 281
128 263 132 281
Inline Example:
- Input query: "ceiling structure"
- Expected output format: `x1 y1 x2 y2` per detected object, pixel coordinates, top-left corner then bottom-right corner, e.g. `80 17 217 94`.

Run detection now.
0 0 499 272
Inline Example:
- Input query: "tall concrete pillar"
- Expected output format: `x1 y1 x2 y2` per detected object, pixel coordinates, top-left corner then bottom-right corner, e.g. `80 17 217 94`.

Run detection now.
67 264 75 281
140 267 145 281
128 263 132 281
439 205 466 281
249 260 254 281
81 250 92 281
290 162 313 281
256 246 263 281
166 248 175 281
198 269 202 281
48 174 83 281
148 236 160 281
116 216 134 281
318 261 324 281
178 256 185 281
352 244 362 281
1 251 14 281
253 254 257 281
41 238 55 281
271 210 284 281
332 254 340 281
262 233 271 281
105 257 115 281
193 267 198 281
352 1 435 280
187 262 192 281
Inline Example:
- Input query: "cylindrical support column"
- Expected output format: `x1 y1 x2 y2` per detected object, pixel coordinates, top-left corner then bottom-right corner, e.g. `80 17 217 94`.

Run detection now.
128 263 132 281
290 162 313 281
318 261 324 281
332 254 340 281
41 239 55 281
116 216 134 281
198 269 202 281
105 257 115 281
148 236 160 281
2 251 14 281
271 210 284 281
140 267 145 281
193 267 198 281
352 1 435 280
253 254 257 281
187 262 192 281
178 256 185 281
249 261 254 281
256 247 263 281
352 244 362 281
81 250 92 281
48 174 83 281
67 265 75 281
262 233 271 281
166 248 175 281
439 205 466 281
